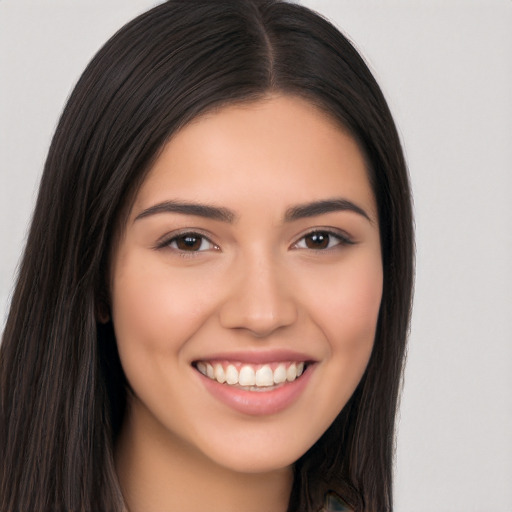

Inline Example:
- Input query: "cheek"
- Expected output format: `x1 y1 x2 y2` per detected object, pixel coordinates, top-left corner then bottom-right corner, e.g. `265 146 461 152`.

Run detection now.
311 251 383 349
306 255 383 415
332 268 382 369
110 252 218 371
337 269 383 343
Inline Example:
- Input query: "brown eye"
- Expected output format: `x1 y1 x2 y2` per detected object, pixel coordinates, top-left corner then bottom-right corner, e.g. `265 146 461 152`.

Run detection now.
166 233 217 252
304 232 330 249
175 235 202 251
294 230 352 251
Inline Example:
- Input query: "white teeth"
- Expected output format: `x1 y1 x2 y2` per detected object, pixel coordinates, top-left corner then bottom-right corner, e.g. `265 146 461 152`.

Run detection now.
255 365 274 387
197 360 307 388
225 364 239 385
197 362 207 376
239 365 256 386
273 364 287 384
214 364 226 384
286 363 297 382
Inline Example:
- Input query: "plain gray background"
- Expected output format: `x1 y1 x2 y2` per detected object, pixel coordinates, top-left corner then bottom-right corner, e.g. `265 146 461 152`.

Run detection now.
1 1 511 510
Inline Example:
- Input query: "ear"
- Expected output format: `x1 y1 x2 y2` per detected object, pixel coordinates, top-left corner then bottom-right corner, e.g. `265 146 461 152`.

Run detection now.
95 272 112 323
95 284 111 323
95 299 111 323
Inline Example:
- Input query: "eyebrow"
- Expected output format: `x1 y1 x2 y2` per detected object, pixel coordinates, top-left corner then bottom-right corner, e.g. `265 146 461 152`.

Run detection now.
134 197 372 224
284 198 372 223
134 200 235 223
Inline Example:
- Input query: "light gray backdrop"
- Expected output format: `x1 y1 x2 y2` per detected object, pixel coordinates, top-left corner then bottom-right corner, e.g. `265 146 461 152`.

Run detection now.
1 1 511 510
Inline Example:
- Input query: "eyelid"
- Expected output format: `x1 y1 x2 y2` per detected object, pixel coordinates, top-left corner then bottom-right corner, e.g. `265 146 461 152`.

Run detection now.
291 228 355 250
155 229 219 252
154 227 354 254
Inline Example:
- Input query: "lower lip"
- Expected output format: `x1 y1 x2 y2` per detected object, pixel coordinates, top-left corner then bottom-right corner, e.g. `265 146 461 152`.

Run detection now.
196 365 314 416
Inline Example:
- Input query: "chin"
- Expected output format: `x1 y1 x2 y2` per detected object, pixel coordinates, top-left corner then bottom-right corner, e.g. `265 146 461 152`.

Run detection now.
194 428 319 475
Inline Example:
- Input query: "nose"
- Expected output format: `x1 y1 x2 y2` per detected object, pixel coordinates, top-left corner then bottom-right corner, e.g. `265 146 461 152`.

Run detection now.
218 253 298 338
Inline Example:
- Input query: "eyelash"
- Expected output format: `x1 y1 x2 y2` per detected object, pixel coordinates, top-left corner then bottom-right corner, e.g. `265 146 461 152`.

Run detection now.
157 229 354 255
292 229 355 251
157 230 219 255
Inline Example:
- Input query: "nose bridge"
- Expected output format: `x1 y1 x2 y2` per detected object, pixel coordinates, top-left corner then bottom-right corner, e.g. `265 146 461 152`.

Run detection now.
219 247 298 336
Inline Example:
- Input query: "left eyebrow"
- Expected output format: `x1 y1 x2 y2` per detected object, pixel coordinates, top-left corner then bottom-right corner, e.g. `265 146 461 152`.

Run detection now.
284 198 373 223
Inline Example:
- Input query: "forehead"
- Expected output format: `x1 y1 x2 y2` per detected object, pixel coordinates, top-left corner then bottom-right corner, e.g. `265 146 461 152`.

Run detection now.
130 94 376 222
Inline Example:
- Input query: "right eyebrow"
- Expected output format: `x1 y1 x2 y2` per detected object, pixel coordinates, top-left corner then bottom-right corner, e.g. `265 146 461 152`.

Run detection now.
133 200 236 223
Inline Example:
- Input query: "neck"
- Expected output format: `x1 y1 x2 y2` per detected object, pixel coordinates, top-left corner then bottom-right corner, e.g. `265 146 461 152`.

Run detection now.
115 397 293 512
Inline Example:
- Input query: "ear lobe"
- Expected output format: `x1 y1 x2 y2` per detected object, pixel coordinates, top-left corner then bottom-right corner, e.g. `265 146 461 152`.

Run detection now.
95 300 111 324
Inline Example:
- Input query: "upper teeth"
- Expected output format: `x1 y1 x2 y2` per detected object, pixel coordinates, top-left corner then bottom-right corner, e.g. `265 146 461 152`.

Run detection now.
196 361 305 387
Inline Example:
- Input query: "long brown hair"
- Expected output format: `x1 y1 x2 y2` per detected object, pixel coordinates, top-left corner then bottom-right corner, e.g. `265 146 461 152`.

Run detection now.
0 1 414 510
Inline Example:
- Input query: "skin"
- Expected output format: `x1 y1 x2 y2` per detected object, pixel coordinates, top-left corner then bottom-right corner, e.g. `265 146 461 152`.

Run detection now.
111 94 383 512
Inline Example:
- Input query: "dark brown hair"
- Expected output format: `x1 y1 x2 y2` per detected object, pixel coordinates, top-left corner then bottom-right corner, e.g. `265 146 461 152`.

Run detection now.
0 1 413 510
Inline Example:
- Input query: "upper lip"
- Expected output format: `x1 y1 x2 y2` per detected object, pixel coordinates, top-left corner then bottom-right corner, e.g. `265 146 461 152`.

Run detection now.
192 349 316 365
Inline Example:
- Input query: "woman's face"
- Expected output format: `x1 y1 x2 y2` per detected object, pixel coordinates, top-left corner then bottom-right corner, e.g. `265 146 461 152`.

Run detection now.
111 94 382 474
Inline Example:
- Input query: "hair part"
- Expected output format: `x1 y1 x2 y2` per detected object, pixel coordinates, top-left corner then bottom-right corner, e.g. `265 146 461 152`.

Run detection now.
0 1 413 511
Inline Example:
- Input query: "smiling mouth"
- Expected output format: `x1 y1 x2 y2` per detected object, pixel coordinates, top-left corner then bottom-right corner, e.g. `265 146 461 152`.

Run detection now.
193 361 309 390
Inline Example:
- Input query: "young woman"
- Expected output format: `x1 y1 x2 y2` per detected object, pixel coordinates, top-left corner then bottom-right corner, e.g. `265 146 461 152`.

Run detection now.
0 1 414 511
